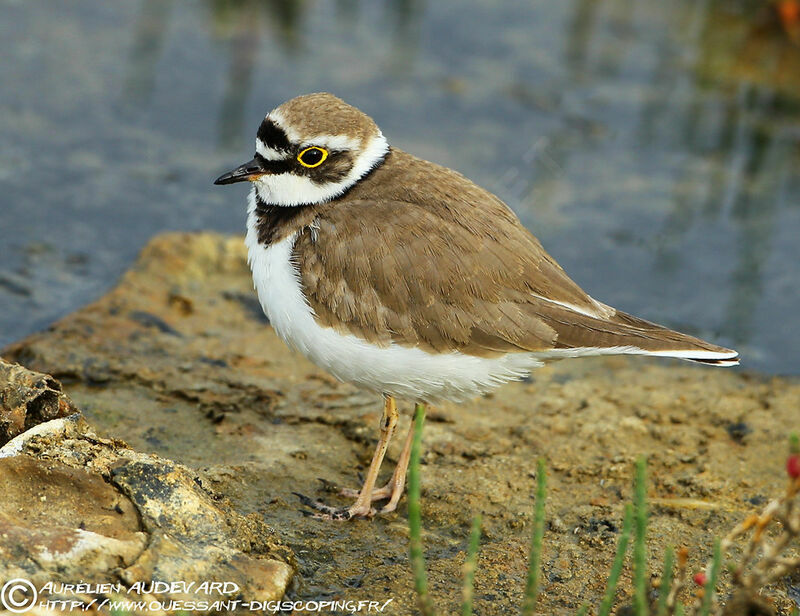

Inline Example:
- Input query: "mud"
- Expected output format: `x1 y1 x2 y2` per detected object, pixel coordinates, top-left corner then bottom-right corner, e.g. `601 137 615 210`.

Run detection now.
2 232 798 615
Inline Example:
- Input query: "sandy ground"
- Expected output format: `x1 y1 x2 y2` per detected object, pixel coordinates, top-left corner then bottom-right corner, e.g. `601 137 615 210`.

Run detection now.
3 232 799 615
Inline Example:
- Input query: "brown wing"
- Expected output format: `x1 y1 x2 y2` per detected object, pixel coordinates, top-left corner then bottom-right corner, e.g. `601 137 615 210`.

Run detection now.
297 198 563 356
289 197 580 353
294 196 737 360
287 143 739 362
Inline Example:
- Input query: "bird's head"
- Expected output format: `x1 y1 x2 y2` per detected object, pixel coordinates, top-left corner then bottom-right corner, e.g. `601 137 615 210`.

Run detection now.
214 93 389 206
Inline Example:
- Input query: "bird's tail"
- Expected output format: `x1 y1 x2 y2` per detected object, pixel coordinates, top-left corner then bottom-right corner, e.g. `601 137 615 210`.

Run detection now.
608 309 739 366
537 304 739 367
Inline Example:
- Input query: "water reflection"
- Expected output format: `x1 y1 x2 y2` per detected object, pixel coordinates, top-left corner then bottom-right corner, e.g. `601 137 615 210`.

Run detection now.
123 0 174 105
208 0 307 53
645 4 799 349
517 0 800 358
208 0 310 148
121 0 426 148
206 1 272 148
383 0 424 75
721 85 781 349
1 0 798 373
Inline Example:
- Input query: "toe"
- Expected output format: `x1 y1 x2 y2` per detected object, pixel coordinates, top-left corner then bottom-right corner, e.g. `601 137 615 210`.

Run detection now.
294 492 375 521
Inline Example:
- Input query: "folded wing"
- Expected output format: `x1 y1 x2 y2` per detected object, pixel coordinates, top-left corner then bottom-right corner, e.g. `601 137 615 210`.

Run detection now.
295 198 738 366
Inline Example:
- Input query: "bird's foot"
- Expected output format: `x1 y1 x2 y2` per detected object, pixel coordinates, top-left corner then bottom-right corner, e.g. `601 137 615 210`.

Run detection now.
294 492 376 521
315 476 387 501
336 482 403 514
337 484 392 501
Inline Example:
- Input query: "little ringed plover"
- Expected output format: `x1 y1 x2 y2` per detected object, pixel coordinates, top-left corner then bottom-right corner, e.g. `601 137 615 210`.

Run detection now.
215 93 738 521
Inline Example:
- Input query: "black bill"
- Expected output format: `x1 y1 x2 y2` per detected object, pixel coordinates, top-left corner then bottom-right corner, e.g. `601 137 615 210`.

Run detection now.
214 157 268 185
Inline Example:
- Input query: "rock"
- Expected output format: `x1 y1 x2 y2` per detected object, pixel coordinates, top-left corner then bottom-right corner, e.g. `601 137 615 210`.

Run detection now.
0 413 293 611
2 232 799 614
0 360 76 446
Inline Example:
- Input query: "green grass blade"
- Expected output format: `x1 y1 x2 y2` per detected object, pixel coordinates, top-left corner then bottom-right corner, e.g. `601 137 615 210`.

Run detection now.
461 515 482 616
697 539 722 616
655 547 675 616
633 457 649 616
408 403 436 616
598 504 634 616
575 604 590 616
520 458 547 616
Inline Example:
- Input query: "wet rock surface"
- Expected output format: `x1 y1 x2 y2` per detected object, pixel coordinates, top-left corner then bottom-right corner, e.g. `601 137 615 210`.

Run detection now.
0 361 76 446
2 232 799 614
0 411 293 612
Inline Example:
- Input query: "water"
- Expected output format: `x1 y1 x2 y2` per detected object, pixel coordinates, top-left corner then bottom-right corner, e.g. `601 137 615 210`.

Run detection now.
1 0 799 374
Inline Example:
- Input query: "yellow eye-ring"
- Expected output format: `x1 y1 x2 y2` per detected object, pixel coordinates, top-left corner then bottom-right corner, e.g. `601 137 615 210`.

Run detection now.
297 146 329 168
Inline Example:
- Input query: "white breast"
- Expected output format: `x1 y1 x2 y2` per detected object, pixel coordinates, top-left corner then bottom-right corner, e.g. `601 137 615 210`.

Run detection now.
244 191 547 403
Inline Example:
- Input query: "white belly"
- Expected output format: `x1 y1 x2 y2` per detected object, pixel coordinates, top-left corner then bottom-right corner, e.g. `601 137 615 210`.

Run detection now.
244 198 545 403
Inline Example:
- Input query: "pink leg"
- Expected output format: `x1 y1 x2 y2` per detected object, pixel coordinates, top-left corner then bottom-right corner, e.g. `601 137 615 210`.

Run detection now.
338 409 418 512
296 395 399 521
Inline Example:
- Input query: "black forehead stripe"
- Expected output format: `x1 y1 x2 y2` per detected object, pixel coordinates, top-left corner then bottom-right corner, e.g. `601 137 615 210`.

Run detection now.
257 119 292 151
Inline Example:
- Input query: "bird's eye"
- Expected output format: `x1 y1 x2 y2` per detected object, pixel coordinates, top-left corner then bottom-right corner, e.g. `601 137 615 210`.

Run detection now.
297 146 328 168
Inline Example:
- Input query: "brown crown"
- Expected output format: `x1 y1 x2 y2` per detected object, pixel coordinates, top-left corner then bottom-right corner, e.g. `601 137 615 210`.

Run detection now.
270 93 382 144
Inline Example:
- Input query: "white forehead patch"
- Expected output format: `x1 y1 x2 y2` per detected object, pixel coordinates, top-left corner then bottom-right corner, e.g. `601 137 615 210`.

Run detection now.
255 139 286 161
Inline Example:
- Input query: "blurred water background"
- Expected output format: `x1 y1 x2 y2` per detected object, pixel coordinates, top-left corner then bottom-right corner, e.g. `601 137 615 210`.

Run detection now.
1 0 799 374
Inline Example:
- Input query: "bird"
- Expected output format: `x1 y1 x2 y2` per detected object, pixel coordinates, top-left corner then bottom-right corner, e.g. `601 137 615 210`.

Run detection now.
214 92 739 521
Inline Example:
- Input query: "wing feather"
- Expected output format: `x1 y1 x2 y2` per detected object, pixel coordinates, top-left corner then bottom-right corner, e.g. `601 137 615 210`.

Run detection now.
294 197 734 360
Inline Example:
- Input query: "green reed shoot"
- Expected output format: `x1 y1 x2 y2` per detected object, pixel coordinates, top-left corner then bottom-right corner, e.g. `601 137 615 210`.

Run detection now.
408 403 435 616
698 539 722 616
633 457 649 616
521 458 547 616
461 515 482 616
